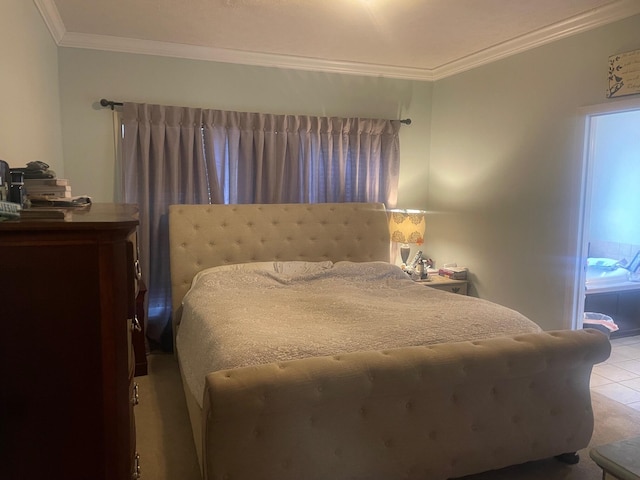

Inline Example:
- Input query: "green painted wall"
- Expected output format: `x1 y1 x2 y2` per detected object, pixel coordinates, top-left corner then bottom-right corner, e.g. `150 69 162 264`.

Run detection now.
429 14 640 329
0 0 63 175
58 49 432 206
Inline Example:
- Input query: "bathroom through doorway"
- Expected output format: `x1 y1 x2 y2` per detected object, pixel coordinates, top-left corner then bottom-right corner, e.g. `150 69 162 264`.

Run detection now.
574 98 640 337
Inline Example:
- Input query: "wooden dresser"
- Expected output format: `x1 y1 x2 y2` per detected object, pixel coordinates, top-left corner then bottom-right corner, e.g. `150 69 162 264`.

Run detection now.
0 204 141 480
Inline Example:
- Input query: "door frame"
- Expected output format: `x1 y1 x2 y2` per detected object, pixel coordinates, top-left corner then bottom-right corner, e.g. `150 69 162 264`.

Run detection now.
571 97 640 330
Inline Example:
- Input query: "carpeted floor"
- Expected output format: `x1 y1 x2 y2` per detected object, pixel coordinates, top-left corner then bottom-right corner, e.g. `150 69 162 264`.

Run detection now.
134 353 201 480
135 353 640 480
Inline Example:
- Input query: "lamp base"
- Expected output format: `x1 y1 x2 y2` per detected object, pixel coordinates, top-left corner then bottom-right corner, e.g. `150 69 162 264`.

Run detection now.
400 244 410 264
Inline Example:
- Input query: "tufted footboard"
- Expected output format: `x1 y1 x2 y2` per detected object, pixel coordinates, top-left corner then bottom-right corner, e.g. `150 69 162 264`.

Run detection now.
200 329 610 480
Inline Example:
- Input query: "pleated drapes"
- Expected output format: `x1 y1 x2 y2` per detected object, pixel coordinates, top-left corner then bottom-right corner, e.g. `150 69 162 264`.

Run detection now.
121 103 401 349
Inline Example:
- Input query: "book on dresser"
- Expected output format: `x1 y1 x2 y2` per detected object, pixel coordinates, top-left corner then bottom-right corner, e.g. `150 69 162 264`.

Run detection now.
19 207 71 220
24 178 73 199
25 186 72 198
23 177 69 186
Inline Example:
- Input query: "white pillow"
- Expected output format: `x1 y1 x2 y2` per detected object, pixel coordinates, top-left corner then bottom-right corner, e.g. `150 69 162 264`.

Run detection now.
275 261 334 275
190 260 334 285
190 261 276 286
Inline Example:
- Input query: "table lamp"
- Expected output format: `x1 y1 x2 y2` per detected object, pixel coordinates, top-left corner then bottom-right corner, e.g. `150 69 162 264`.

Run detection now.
388 209 426 264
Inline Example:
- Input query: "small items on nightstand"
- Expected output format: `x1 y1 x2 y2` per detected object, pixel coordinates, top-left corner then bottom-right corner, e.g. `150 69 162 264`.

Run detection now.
439 264 468 280
417 262 470 295
414 260 431 280
402 251 431 281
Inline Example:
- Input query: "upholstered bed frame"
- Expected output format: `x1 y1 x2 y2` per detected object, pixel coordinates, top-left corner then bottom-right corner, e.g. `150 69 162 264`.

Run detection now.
168 202 611 480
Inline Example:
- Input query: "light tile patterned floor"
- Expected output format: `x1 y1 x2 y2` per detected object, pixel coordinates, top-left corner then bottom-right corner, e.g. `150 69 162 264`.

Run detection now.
591 335 640 412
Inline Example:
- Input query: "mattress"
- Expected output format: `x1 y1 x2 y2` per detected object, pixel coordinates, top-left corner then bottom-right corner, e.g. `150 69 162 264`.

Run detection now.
176 261 541 408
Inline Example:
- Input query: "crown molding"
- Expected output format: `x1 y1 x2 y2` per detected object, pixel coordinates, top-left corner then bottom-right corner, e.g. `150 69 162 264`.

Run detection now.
35 0 640 82
431 0 640 80
58 32 439 81
34 0 65 43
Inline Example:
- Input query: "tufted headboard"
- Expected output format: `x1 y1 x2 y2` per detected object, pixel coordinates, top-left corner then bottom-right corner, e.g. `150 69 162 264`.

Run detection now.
168 202 391 331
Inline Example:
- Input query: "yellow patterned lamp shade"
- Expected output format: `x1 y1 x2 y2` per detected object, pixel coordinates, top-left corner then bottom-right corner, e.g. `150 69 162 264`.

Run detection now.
388 209 426 264
388 209 425 244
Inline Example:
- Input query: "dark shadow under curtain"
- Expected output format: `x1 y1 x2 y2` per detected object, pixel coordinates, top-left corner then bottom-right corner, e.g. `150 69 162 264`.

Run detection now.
121 102 401 351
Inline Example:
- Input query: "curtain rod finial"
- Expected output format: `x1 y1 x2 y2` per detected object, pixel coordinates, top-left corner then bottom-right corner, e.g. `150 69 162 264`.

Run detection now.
99 99 123 110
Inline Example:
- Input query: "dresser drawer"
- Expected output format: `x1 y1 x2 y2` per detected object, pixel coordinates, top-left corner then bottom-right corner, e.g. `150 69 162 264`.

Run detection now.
419 275 469 295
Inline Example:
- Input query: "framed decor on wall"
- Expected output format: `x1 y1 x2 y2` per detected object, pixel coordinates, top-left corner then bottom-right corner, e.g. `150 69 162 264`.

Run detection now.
607 49 640 98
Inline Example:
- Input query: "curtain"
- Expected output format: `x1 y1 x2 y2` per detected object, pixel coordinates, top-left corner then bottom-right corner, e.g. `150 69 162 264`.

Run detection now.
121 103 401 350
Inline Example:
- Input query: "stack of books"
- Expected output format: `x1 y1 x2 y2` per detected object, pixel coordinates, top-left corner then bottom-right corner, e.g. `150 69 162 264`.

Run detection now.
24 178 72 200
438 266 468 280
22 177 91 209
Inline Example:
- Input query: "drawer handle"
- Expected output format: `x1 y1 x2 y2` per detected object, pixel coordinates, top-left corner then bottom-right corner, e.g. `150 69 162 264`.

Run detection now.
134 260 142 280
130 316 142 333
132 383 139 406
132 452 141 479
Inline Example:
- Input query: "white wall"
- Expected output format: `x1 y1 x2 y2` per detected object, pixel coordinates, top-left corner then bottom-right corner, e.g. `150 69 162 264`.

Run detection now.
57 48 432 205
428 14 640 330
0 0 63 175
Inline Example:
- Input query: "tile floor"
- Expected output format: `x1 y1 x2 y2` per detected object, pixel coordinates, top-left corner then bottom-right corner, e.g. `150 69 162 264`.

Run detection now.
591 335 640 412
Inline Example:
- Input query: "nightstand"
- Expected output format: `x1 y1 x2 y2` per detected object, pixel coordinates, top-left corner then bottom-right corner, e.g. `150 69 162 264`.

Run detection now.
418 275 468 295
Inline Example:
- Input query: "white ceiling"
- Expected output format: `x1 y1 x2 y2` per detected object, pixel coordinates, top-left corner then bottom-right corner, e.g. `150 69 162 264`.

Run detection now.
36 0 640 81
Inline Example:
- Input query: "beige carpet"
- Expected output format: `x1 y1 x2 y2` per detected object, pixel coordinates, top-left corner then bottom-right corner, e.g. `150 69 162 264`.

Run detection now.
135 353 201 480
135 353 640 480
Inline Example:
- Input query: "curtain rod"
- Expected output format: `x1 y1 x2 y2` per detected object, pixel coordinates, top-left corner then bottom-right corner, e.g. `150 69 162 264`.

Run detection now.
99 99 123 110
98 98 411 124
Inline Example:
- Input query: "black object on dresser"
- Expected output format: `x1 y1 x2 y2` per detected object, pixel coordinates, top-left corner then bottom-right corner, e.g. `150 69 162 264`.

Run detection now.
0 204 141 480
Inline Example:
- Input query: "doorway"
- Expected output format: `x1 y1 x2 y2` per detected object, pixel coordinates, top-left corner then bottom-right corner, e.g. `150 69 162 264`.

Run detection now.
573 98 640 336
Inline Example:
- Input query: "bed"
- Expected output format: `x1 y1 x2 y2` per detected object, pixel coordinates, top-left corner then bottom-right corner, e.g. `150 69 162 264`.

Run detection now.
169 202 611 480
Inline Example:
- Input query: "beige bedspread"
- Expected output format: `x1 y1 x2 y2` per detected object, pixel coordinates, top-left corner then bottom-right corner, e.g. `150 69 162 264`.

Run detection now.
177 261 541 407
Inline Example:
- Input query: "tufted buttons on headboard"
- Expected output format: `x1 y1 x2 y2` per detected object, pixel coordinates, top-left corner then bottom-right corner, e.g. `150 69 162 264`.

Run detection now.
168 203 391 334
